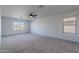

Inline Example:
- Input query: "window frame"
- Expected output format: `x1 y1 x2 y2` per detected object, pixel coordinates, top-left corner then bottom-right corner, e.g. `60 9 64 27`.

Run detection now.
13 22 20 31
19 22 24 31
13 21 24 31
62 15 77 34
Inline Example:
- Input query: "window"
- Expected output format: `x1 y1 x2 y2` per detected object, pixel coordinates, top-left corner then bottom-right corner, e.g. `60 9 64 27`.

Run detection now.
13 22 24 31
20 22 24 31
63 16 76 33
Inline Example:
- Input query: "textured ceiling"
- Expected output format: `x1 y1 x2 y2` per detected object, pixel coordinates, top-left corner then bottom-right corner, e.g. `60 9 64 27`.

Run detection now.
1 5 79 19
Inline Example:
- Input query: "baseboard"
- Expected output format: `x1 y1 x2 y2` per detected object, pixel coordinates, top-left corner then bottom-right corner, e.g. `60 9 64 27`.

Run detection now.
0 50 10 53
2 33 30 37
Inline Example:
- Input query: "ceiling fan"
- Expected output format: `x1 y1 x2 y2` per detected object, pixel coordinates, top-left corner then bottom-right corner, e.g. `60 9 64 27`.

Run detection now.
28 5 44 18
29 13 37 17
22 5 44 19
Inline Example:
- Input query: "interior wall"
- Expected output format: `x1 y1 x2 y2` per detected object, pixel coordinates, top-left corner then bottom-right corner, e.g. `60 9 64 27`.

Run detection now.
31 9 79 43
0 10 1 46
1 16 30 36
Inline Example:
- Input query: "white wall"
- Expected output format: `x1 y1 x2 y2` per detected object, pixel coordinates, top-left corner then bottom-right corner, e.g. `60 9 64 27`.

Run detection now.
2 16 30 36
31 10 79 43
0 9 1 47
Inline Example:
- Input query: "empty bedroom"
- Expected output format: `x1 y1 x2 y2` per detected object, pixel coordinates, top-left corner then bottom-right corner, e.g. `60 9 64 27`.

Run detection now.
0 5 79 53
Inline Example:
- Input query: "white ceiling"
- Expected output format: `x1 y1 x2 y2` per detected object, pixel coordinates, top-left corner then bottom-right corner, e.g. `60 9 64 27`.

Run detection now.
1 5 79 19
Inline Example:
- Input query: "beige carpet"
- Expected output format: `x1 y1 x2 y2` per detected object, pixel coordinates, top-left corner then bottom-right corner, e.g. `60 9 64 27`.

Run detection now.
1 34 79 53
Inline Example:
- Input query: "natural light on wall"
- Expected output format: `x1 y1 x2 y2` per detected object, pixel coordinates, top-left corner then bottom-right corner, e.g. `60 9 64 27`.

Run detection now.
13 22 24 31
63 16 76 33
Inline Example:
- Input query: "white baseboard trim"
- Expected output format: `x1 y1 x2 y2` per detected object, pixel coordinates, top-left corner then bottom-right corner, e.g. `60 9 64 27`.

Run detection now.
0 50 10 53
